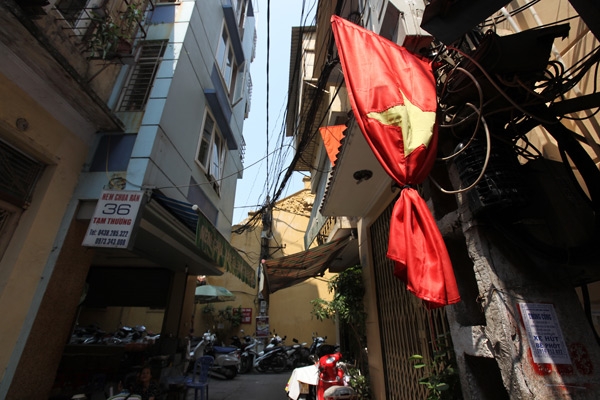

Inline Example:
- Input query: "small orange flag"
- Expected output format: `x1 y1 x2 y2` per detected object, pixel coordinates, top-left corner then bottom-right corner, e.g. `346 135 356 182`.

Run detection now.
319 125 346 166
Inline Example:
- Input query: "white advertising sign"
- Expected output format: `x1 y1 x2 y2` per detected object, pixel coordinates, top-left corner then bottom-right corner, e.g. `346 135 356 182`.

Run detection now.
519 303 571 364
82 190 145 249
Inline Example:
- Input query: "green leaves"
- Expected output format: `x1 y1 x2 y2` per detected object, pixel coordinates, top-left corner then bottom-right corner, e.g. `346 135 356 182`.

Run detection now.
346 367 371 399
310 265 370 398
86 3 143 60
410 333 462 400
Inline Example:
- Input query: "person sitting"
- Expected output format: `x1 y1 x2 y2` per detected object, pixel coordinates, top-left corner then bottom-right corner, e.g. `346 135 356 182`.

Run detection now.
130 365 161 400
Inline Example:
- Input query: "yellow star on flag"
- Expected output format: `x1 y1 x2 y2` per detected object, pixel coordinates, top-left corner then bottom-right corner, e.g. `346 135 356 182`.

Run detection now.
367 90 436 156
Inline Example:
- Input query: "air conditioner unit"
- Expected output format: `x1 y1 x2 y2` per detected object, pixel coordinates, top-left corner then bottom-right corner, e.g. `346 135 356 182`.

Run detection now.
385 0 432 54
420 0 512 45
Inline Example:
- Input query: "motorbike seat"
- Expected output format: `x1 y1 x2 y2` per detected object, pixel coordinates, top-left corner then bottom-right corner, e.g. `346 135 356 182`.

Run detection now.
213 345 238 354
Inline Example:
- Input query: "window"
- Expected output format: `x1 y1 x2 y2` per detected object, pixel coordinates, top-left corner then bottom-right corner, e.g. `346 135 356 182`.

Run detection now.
236 0 247 38
196 112 226 194
0 140 44 209
118 40 168 111
216 26 238 99
0 140 44 262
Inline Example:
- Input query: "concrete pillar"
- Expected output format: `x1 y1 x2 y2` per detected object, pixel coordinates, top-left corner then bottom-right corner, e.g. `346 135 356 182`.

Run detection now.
447 194 600 399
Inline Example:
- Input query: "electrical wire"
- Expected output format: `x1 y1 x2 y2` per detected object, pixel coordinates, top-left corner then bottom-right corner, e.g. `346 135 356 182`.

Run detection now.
265 0 271 198
234 0 321 233
430 103 492 195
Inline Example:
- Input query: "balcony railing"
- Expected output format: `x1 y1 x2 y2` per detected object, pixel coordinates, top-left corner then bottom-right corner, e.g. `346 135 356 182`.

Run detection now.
55 0 151 61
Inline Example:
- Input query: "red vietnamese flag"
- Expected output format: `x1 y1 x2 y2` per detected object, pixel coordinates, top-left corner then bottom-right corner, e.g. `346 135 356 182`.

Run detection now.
331 15 460 308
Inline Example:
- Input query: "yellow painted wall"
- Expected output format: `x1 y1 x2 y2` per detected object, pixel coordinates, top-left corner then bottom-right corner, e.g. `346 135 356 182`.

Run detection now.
269 272 338 346
0 74 91 382
229 181 337 348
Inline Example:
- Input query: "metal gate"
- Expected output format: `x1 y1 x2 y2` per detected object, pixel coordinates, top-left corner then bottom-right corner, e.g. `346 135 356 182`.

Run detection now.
370 200 450 400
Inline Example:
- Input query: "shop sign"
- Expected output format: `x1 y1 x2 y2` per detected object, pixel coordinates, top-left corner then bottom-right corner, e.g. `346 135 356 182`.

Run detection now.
196 211 256 287
256 316 269 337
82 190 145 249
519 303 571 364
234 308 253 324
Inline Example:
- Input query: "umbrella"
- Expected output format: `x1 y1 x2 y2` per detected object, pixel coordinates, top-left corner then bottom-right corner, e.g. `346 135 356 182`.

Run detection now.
194 285 236 303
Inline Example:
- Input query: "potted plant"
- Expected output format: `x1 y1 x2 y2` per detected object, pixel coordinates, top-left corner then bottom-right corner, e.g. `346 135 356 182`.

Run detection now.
86 12 121 60
85 2 143 60
120 2 143 42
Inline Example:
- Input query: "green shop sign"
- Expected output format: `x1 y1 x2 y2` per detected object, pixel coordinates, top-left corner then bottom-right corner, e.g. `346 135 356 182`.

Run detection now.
196 212 256 288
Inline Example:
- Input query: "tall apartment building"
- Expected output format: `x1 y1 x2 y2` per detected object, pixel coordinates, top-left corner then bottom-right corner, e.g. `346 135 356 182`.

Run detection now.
0 0 256 398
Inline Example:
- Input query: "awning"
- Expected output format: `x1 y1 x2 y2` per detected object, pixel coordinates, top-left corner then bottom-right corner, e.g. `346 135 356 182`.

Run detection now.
81 191 254 283
262 237 352 293
153 192 256 288
80 191 223 277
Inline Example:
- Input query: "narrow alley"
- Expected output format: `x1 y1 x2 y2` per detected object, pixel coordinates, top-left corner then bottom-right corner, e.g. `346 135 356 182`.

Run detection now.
175 372 289 400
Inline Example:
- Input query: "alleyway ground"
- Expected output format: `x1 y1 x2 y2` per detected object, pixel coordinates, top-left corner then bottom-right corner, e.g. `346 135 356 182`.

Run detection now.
182 371 290 400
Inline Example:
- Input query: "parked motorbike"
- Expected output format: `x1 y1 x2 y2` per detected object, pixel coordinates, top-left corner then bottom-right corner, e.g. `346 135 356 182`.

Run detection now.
254 333 287 373
239 334 259 374
188 330 240 379
286 350 356 400
284 338 310 370
306 333 337 360
69 324 160 345
230 334 243 349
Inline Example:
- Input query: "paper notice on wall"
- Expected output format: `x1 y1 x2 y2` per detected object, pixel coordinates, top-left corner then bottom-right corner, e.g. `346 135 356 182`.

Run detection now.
519 303 571 364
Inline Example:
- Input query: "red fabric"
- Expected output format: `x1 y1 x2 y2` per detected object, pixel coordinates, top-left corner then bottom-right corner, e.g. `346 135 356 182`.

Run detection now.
331 15 460 308
319 125 346 166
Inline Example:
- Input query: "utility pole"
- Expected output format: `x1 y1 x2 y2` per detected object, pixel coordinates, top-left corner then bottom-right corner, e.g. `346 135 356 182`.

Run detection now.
256 197 273 350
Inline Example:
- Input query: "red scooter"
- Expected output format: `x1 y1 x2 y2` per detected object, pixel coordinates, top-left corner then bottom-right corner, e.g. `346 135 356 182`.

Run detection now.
286 352 356 400
317 353 355 400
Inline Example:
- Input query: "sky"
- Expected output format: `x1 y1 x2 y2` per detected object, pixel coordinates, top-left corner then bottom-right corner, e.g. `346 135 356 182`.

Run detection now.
232 0 317 224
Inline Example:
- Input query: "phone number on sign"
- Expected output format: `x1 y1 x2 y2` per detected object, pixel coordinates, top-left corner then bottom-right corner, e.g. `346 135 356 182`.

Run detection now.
94 237 127 246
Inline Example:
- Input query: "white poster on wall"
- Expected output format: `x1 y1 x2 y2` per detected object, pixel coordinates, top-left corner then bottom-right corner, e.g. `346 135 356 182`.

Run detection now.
519 303 571 364
82 190 145 249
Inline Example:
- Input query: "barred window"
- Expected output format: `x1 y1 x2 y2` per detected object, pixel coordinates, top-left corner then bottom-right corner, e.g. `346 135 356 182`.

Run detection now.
0 140 44 209
118 40 168 112
0 140 42 262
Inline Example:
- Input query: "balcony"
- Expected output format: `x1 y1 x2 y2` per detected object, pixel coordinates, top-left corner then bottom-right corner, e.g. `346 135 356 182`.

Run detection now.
56 0 150 62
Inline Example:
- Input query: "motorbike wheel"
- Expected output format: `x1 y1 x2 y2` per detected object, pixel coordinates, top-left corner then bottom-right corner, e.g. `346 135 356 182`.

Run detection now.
272 354 287 373
223 366 238 379
240 357 253 374
254 361 266 373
